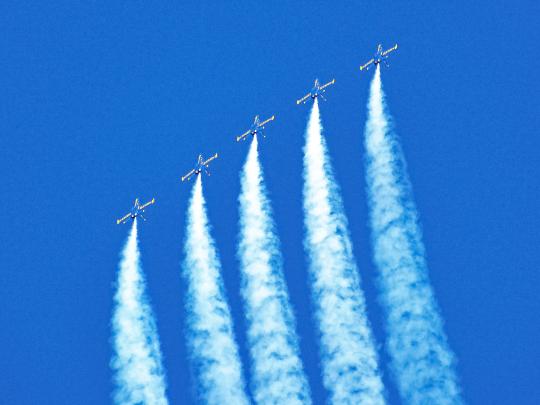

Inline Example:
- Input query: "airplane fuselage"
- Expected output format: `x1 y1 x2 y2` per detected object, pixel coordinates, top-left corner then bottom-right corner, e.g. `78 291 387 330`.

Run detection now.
130 200 140 217
130 206 143 218
374 50 384 64
250 116 261 135
194 161 206 174
310 79 326 99
194 156 204 174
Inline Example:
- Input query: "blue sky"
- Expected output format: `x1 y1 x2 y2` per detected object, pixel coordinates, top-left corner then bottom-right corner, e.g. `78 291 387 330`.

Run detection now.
1 1 539 404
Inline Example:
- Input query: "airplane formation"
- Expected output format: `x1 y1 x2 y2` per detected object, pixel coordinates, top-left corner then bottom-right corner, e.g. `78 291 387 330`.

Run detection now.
116 43 398 224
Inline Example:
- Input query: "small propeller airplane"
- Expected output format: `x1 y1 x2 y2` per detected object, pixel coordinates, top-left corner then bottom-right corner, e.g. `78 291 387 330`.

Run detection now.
360 43 398 71
296 78 336 105
236 115 275 142
116 198 155 225
181 153 219 182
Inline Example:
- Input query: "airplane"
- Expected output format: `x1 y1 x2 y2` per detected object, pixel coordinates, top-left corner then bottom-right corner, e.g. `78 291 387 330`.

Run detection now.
236 115 275 142
296 78 336 105
181 153 219 182
360 43 398 71
116 198 155 225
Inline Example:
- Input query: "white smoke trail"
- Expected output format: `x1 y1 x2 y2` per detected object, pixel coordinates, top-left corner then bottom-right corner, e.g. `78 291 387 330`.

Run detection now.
364 65 463 404
183 175 249 405
303 99 385 404
111 219 169 405
238 136 311 405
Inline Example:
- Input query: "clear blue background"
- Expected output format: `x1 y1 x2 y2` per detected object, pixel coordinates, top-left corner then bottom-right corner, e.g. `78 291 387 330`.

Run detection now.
1 1 538 404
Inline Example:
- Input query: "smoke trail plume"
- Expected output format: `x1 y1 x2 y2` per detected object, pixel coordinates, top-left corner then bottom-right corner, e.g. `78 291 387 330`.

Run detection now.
111 219 169 405
238 136 311 405
303 99 385 404
183 175 249 405
364 65 462 404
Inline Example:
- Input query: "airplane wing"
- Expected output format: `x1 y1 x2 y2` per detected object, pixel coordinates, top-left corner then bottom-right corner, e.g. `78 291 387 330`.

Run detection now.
320 79 335 90
259 115 275 127
181 169 196 182
296 94 311 105
139 198 155 210
116 213 131 225
202 153 218 166
382 44 398 56
236 130 251 142
360 59 374 71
